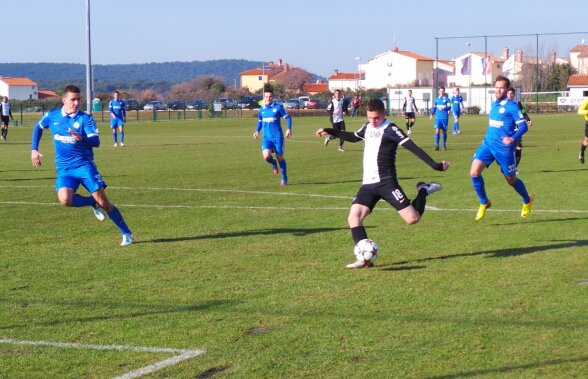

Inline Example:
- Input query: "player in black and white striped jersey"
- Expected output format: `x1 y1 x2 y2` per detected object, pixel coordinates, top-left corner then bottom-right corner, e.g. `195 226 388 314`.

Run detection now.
316 99 450 268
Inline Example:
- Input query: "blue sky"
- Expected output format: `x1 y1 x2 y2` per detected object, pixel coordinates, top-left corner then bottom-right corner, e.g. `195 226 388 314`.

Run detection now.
5 0 588 78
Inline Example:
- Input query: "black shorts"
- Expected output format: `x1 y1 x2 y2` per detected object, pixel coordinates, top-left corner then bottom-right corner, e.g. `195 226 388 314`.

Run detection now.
1 116 9 126
332 121 346 131
404 112 416 120
585 121 588 138
352 178 411 212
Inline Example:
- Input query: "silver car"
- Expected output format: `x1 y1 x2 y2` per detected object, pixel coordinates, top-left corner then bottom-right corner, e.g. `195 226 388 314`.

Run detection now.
143 101 166 111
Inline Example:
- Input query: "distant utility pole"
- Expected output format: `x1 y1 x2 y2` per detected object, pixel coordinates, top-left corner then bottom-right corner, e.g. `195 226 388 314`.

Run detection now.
86 0 93 113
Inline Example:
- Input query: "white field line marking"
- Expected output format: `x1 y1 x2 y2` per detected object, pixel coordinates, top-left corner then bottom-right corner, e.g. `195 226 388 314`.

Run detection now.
0 338 205 379
0 185 352 200
2 200 588 214
1 184 587 213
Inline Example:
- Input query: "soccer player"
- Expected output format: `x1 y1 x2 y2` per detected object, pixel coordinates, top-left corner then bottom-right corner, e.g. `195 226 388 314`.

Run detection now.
315 99 450 269
108 90 126 147
429 86 451 150
577 97 588 164
31 85 134 246
0 96 14 141
253 89 292 186
470 75 533 221
325 89 347 151
402 90 419 135
507 87 532 168
451 88 465 135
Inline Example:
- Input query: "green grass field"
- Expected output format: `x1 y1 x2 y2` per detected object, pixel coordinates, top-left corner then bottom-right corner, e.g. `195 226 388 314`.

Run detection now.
1 113 587 378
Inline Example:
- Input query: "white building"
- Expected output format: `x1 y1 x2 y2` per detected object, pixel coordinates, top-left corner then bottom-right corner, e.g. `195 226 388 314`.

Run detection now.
362 48 435 89
0 77 39 100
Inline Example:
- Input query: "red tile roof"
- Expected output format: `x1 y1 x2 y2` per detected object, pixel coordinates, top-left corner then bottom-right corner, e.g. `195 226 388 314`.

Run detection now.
304 82 329 93
38 89 59 98
394 50 434 61
0 77 37 86
568 74 588 86
328 72 364 80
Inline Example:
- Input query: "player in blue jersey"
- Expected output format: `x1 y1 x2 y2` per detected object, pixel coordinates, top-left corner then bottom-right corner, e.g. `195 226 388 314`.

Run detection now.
429 86 451 150
451 88 464 135
108 90 126 147
252 89 292 186
470 75 533 221
31 85 134 246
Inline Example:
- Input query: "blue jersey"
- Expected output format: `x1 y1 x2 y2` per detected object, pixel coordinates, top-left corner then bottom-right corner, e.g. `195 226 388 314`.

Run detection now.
431 96 451 121
451 95 464 113
484 98 528 153
109 99 126 119
32 108 100 169
256 102 291 140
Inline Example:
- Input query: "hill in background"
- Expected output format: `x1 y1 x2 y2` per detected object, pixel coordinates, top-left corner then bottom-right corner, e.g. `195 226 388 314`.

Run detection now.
0 59 265 92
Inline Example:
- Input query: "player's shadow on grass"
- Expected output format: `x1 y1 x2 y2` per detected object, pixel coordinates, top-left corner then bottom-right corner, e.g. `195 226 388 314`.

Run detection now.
426 355 588 379
496 216 588 226
138 227 348 244
540 168 586 173
0 298 230 330
1 176 56 182
384 239 588 267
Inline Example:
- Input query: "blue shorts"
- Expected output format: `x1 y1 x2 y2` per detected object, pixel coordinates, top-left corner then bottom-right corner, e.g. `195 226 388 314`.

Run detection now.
434 119 448 130
261 138 284 155
55 163 107 194
452 111 461 118
111 118 124 128
473 143 517 176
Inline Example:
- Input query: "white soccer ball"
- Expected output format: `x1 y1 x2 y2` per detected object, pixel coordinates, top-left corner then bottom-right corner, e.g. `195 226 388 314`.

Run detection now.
354 239 379 264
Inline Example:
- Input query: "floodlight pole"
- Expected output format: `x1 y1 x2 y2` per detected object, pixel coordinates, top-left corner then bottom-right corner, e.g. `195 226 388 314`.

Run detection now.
86 0 93 114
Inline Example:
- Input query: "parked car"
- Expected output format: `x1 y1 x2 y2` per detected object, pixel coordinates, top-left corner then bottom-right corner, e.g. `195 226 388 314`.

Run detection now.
298 96 310 108
187 99 209 110
167 100 186 110
237 96 261 109
284 98 303 109
125 99 140 111
24 106 43 112
213 97 238 109
306 99 326 109
143 101 166 111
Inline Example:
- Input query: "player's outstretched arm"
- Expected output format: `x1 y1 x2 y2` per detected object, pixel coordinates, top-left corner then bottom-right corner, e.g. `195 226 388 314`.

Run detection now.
317 127 362 142
402 139 449 171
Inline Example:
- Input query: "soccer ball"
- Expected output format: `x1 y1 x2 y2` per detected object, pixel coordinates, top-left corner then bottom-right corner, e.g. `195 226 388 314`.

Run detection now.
354 239 379 264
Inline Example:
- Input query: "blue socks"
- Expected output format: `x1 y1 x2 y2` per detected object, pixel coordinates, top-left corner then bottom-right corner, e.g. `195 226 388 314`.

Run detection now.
471 176 489 205
512 178 530 203
435 134 440 148
120 132 124 143
265 157 277 169
279 159 287 181
112 132 117 144
72 194 97 207
107 205 131 234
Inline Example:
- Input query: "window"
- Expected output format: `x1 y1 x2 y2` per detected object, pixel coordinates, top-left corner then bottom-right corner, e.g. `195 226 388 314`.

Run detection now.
258 76 262 81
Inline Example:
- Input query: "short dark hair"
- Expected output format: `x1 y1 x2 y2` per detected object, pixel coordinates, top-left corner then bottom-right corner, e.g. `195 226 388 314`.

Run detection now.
264 89 274 95
63 85 81 96
495 75 511 88
367 99 385 113
507 87 515 94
